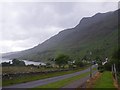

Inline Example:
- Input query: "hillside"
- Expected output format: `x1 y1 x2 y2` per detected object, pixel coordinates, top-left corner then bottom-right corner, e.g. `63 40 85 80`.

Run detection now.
2 9 119 62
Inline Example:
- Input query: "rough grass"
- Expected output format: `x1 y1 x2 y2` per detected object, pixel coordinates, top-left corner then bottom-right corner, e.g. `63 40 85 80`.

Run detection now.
94 71 115 88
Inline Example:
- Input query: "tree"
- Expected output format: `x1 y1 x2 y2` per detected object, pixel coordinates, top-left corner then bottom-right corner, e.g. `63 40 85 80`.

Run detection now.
55 54 70 68
112 48 120 72
12 59 25 66
74 60 84 67
95 56 104 72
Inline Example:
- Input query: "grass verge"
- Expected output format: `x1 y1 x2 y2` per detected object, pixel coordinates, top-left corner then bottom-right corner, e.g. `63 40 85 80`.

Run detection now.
94 71 115 88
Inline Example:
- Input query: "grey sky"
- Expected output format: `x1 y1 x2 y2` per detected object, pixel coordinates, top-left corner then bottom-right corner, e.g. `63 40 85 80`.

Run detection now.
0 1 118 53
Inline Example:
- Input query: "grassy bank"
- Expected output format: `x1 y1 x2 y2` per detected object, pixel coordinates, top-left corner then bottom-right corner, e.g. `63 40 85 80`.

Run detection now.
3 66 89 86
94 71 115 88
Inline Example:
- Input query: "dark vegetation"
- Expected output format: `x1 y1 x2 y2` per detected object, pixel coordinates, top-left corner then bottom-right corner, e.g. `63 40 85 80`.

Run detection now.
2 59 25 67
111 48 120 85
55 54 70 68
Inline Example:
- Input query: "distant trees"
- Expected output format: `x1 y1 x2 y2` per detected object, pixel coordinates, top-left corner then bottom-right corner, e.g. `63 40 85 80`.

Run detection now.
111 48 120 72
12 59 26 66
103 48 120 72
2 62 11 67
55 54 71 68
54 54 88 69
74 60 84 67
2 59 26 67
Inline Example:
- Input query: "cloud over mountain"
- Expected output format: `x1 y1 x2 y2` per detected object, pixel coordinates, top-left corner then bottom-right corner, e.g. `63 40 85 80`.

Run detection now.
0 2 118 53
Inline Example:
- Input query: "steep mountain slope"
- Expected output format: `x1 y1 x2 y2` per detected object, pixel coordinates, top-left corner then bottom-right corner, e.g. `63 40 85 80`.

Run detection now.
2 9 119 62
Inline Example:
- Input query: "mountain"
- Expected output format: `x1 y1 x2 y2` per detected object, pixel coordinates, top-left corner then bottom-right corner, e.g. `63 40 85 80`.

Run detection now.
2 9 119 62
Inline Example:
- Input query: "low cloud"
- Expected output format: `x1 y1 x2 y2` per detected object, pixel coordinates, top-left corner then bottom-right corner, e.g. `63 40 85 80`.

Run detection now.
0 2 118 53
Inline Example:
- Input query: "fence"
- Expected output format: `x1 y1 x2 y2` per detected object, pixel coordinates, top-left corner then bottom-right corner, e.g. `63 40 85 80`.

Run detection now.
112 64 120 87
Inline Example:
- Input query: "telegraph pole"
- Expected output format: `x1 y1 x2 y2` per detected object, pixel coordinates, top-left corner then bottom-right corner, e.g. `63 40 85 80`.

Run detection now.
90 51 92 78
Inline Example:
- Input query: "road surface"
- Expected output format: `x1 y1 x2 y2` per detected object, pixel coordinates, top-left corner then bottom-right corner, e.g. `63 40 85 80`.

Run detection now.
3 65 97 89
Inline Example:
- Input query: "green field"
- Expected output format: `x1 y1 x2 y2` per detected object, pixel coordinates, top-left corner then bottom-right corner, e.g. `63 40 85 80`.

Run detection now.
3 66 89 86
94 71 115 88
